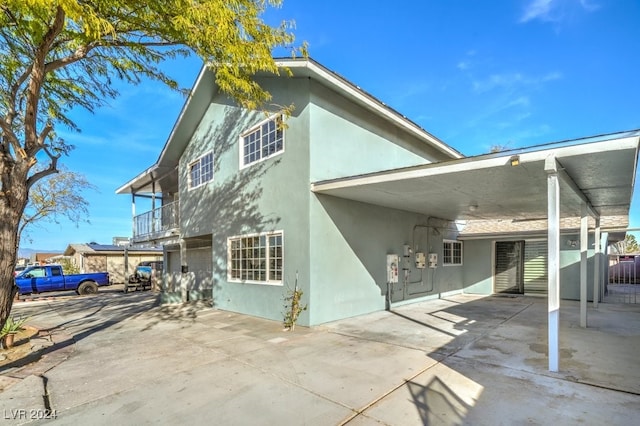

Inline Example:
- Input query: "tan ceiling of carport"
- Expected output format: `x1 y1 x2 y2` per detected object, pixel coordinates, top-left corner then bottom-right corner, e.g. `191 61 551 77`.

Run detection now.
311 134 640 222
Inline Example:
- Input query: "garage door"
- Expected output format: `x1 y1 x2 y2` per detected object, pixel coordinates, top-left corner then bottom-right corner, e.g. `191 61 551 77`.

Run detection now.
524 240 548 294
166 250 181 293
186 247 213 292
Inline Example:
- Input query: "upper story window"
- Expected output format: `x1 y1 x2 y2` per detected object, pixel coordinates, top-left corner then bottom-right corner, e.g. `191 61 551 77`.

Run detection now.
240 114 284 167
189 151 214 189
443 240 463 266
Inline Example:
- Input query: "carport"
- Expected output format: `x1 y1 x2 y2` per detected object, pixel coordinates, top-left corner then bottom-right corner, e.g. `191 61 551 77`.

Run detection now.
312 130 640 371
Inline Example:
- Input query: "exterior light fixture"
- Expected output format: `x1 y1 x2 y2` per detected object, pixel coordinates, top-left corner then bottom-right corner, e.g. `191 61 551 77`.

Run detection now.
469 204 478 212
510 155 520 167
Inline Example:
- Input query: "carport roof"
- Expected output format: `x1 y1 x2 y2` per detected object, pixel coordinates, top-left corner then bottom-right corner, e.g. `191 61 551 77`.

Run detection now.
312 130 640 223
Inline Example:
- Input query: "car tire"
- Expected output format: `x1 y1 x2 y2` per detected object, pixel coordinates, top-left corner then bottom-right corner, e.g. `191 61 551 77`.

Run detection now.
77 281 99 295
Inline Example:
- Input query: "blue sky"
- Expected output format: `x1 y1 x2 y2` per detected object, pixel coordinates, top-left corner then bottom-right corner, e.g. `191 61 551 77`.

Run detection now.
21 0 640 251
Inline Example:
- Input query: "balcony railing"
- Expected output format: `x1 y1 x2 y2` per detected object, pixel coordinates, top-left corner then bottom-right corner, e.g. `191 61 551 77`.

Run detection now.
133 201 179 240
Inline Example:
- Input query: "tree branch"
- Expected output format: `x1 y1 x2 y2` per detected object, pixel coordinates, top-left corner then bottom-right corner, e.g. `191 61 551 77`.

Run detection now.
24 6 66 150
36 122 53 147
44 39 178 74
0 119 21 155
44 44 92 73
25 146 60 190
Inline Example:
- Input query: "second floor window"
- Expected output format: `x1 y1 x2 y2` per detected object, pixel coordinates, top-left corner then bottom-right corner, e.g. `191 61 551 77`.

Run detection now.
189 151 214 189
241 115 284 167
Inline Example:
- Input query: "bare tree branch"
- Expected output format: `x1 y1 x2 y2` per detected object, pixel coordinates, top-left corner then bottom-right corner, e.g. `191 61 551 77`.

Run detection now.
36 122 53 147
25 145 60 190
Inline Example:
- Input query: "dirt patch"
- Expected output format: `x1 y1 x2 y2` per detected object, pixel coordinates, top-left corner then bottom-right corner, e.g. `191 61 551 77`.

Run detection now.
0 325 39 368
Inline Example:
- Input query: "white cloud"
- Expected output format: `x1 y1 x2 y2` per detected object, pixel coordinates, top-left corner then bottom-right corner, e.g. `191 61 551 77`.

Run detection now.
579 0 600 12
521 0 555 23
520 0 600 23
472 71 562 94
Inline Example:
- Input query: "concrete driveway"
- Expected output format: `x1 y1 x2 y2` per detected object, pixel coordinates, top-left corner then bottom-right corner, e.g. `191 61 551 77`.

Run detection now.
0 291 638 425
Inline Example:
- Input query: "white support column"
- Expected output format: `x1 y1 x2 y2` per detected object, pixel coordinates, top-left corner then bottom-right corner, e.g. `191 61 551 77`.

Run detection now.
151 181 156 234
131 193 136 237
593 219 601 308
545 156 560 372
180 239 188 303
580 203 588 328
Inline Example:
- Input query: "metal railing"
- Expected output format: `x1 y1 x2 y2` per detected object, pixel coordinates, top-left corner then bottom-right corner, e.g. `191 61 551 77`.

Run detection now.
608 257 639 284
607 255 639 304
133 201 179 239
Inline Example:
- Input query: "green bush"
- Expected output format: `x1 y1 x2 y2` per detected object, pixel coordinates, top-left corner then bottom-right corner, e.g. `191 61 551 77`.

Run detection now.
1 315 29 337
58 258 80 275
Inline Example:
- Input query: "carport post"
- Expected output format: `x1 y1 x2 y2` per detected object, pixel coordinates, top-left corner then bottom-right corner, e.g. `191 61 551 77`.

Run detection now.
593 219 601 308
545 156 560 372
580 203 588 328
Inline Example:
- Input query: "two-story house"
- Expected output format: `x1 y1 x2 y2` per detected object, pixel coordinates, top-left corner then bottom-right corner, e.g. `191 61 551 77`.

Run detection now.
117 57 640 327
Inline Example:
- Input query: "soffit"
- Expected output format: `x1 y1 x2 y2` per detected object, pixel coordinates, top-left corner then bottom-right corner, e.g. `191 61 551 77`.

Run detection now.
312 132 640 222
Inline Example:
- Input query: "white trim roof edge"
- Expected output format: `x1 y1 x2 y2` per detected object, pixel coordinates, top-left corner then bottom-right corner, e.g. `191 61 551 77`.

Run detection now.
115 64 210 194
311 133 640 192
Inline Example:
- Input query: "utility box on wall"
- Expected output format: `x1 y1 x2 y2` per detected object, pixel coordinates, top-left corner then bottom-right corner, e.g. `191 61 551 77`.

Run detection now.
386 254 399 283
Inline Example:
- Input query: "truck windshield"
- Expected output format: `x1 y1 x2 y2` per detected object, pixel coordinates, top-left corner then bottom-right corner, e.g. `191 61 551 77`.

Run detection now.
15 266 47 278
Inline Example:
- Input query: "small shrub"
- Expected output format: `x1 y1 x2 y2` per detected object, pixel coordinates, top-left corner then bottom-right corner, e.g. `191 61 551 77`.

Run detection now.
1 315 29 337
59 258 80 275
283 272 307 331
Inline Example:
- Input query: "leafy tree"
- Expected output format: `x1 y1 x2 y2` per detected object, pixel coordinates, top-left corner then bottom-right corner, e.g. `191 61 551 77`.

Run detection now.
489 142 513 153
58 257 80 275
18 166 96 245
0 1 304 330
623 234 639 253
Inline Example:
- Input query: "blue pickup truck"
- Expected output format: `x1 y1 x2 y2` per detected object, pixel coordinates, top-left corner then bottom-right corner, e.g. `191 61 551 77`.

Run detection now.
15 264 110 296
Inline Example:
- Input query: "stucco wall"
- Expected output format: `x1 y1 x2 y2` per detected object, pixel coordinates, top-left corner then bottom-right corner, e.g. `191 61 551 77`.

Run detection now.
560 233 597 301
461 239 494 294
461 233 598 301
174 77 312 322
308 79 446 182
309 195 467 325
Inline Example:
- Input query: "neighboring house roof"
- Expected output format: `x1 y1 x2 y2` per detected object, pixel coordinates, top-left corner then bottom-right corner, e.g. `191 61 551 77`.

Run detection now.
458 215 629 239
34 252 62 262
64 243 162 256
116 57 463 195
64 243 91 255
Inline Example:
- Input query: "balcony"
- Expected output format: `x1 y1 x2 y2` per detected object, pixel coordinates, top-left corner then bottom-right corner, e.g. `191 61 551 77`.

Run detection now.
133 201 179 243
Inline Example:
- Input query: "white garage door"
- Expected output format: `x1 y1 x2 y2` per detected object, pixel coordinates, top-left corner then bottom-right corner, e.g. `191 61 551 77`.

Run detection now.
166 250 181 293
186 247 213 292
524 240 548 294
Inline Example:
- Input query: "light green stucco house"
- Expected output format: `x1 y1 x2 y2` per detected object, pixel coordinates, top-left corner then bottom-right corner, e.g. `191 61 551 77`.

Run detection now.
117 57 640 327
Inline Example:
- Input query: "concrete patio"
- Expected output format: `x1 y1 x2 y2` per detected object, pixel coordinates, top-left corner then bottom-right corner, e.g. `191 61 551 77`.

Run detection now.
0 291 638 425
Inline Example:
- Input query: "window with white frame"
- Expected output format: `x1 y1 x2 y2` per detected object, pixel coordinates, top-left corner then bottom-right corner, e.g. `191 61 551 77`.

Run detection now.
241 115 284 167
189 151 214 189
228 231 283 284
443 240 463 265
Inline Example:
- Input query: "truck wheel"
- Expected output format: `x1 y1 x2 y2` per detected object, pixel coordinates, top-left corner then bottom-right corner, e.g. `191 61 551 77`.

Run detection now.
77 281 99 295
